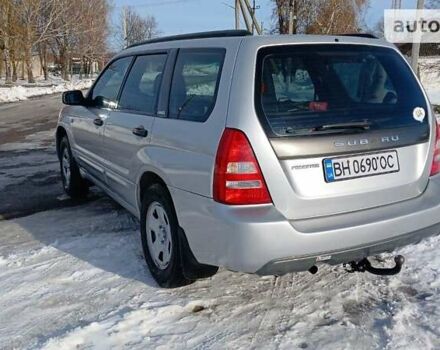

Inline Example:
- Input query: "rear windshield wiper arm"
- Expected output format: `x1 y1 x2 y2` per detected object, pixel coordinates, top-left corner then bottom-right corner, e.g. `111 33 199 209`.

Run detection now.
313 121 372 132
176 95 195 119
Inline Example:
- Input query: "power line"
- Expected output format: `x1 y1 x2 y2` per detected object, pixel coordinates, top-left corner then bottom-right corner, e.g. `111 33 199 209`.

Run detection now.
411 0 425 76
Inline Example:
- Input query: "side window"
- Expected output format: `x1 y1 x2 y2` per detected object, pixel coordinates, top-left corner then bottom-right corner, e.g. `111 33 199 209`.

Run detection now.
119 54 167 114
168 49 225 122
272 67 315 102
90 57 132 108
262 57 316 114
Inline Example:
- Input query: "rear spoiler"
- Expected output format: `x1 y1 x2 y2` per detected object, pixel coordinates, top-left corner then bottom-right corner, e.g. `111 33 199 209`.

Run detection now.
338 33 378 39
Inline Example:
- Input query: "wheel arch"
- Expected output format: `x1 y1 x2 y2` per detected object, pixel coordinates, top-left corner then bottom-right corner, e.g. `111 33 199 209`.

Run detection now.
137 171 172 213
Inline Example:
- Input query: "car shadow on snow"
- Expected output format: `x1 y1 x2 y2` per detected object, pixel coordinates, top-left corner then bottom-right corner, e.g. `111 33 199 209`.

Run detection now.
0 144 159 288
0 147 102 220
11 190 160 288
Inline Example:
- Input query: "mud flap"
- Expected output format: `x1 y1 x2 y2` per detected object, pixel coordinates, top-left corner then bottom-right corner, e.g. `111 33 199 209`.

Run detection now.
178 227 219 280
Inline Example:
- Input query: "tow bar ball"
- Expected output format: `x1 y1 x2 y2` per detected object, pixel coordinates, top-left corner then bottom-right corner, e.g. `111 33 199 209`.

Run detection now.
344 255 405 276
307 255 406 276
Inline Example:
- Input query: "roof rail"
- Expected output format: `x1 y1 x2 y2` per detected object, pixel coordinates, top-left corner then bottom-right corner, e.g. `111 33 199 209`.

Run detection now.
126 29 252 49
338 33 378 39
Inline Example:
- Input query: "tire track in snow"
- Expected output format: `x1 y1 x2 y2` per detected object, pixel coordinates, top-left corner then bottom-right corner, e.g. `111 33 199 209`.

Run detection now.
248 275 281 348
272 274 301 348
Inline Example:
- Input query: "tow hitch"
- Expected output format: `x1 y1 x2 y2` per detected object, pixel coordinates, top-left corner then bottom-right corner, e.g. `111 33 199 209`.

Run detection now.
344 255 405 276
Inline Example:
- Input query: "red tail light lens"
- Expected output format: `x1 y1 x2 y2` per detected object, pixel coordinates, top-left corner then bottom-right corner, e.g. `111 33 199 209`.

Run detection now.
431 119 440 176
213 128 272 205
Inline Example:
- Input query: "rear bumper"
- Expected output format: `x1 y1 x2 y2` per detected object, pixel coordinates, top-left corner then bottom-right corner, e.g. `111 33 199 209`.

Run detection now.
256 222 440 275
170 175 440 275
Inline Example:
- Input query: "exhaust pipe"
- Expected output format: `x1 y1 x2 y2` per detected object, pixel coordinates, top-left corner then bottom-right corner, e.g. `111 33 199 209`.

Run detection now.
309 265 318 274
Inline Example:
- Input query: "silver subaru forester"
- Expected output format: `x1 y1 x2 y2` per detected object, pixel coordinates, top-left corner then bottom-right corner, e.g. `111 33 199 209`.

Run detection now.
57 30 440 287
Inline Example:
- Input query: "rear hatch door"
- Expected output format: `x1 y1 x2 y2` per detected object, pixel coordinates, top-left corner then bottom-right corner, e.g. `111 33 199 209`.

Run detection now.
255 44 433 219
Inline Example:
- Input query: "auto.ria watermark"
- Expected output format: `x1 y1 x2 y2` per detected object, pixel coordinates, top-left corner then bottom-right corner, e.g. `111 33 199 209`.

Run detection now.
385 9 440 43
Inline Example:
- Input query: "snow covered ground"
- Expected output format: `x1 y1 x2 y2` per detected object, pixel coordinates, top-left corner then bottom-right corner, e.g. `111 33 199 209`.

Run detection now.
1 107 440 349
420 57 440 106
0 76 93 104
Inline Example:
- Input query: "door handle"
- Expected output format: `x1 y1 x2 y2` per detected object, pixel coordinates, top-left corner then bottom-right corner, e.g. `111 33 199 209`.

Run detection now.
132 126 148 137
93 118 104 126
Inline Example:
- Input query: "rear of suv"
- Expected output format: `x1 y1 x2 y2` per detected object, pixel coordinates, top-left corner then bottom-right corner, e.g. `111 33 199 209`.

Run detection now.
57 30 440 287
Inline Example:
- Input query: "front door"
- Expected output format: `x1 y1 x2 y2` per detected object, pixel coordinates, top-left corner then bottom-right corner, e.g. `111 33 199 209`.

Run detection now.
70 56 133 181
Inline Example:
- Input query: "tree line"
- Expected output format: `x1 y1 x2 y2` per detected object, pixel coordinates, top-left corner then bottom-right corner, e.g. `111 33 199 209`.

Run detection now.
0 0 109 84
1 0 437 85
272 0 369 35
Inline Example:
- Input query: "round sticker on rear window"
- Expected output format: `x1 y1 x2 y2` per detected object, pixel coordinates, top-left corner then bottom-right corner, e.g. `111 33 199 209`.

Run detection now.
413 107 426 122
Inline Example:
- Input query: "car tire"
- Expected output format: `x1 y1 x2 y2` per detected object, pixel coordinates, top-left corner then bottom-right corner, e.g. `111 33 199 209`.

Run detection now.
59 136 89 199
140 184 193 288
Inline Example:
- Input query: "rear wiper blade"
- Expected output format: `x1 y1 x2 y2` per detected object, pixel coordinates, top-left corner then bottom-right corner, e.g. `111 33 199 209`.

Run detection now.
313 121 372 132
176 95 195 119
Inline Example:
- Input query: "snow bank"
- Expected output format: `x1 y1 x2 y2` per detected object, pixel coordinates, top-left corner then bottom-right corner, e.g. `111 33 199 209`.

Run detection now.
419 57 440 106
0 77 93 104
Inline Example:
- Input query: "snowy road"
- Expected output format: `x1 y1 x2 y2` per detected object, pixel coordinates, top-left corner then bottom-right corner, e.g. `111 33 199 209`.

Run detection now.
1 95 440 349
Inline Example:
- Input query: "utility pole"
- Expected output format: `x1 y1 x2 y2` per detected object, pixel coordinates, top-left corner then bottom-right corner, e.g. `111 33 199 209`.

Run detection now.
239 0 252 32
250 0 260 34
391 0 402 9
123 6 128 48
241 0 262 35
288 0 294 34
411 0 425 75
235 0 240 30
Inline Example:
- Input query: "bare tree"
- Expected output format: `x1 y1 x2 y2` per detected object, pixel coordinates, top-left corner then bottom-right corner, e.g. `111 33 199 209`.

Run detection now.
0 0 15 83
272 0 369 35
11 0 71 83
49 0 110 80
76 0 109 78
1 0 110 83
272 0 332 34
372 17 385 38
308 0 369 34
119 6 159 48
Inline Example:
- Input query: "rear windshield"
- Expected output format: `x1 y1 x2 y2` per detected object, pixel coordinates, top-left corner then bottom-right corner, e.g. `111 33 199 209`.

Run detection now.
255 44 429 137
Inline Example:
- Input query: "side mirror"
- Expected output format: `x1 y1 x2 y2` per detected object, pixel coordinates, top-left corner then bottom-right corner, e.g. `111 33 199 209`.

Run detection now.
62 90 86 106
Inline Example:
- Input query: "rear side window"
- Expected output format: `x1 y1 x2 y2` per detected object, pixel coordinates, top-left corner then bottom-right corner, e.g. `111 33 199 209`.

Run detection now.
119 54 167 114
168 49 225 122
256 45 428 137
90 57 132 108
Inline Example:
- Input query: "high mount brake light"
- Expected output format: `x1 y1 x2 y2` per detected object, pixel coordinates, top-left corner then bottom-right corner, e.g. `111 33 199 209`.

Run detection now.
213 128 272 205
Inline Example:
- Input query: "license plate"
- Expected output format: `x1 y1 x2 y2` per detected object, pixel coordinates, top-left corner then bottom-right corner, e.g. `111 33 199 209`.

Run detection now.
323 151 400 182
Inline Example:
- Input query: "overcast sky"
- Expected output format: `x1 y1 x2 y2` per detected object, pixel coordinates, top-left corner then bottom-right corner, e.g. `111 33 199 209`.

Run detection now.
111 0 420 36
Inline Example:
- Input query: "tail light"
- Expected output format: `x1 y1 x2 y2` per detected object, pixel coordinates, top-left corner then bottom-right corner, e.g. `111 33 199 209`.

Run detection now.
213 128 272 205
431 119 440 176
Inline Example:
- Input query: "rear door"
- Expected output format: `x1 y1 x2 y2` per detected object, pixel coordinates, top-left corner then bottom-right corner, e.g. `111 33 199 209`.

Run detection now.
149 48 228 197
101 53 168 207
70 56 132 181
252 44 433 219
